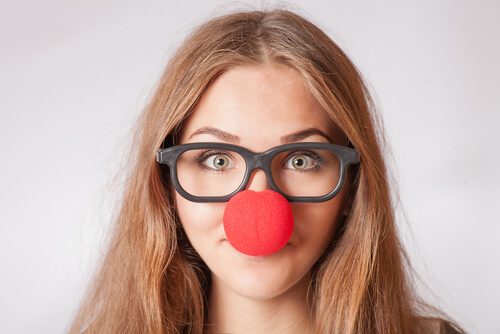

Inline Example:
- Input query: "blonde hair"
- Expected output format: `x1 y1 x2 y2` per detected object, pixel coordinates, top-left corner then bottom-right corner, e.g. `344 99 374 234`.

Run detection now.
70 10 460 334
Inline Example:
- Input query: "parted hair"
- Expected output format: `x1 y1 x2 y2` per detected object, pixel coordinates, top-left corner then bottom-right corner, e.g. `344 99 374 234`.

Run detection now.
69 9 461 334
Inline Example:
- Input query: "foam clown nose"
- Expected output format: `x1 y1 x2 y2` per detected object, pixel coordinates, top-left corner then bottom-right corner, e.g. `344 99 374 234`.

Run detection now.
223 190 294 256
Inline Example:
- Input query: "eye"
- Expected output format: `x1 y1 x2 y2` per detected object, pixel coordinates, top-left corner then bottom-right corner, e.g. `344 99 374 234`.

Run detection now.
203 154 235 170
284 154 317 170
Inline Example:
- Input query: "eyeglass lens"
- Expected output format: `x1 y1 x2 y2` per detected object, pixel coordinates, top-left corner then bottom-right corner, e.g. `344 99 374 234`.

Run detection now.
176 147 341 198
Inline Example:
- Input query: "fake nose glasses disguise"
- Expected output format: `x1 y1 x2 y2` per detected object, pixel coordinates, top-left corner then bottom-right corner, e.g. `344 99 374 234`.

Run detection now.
157 142 360 256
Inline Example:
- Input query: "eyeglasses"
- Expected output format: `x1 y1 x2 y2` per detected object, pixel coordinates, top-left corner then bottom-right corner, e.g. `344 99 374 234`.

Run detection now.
156 142 360 203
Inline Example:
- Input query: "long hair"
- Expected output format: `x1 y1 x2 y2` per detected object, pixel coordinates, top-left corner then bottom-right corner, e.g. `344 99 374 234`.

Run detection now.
70 10 457 334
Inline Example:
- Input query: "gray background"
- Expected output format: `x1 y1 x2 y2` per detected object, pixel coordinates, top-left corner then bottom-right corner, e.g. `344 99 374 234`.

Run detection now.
1 0 499 333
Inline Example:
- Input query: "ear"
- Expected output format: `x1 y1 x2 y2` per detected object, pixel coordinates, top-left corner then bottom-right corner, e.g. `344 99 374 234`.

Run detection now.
343 205 350 216
342 162 359 216
340 179 354 217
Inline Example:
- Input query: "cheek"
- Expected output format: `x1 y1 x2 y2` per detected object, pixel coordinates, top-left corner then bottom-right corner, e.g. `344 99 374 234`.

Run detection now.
291 189 349 254
174 192 226 244
292 200 343 238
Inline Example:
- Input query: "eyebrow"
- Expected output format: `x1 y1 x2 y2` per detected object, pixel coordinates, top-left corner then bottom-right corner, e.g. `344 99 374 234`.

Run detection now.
281 128 333 144
189 126 332 145
189 127 240 144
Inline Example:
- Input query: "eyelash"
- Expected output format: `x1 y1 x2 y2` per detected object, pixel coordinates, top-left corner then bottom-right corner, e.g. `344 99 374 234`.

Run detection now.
193 149 324 174
283 150 324 172
195 149 235 172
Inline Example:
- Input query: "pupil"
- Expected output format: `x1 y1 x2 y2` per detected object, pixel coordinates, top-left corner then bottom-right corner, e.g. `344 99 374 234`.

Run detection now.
215 156 227 168
293 156 306 169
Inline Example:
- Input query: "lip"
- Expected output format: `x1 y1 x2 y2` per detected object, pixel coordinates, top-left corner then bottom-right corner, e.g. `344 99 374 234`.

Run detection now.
222 239 289 260
236 251 271 260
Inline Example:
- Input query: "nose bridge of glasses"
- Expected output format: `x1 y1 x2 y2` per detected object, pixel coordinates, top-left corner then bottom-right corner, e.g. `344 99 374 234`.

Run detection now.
245 168 271 192
244 152 274 192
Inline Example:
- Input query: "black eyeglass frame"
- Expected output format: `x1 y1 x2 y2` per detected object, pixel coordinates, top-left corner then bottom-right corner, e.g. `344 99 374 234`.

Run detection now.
156 142 360 203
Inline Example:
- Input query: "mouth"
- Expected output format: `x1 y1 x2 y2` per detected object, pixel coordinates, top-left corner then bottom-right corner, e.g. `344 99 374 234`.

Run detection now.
222 239 289 260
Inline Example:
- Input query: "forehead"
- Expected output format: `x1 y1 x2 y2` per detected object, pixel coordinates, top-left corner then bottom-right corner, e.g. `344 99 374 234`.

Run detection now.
179 65 341 148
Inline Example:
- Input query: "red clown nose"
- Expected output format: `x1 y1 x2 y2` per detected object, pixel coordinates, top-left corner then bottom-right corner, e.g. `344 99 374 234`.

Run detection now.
223 190 294 256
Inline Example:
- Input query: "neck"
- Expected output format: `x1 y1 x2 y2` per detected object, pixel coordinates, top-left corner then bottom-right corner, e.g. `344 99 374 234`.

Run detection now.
205 273 313 334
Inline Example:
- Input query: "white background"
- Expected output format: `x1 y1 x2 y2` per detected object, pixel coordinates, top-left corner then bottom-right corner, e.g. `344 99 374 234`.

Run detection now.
1 0 499 333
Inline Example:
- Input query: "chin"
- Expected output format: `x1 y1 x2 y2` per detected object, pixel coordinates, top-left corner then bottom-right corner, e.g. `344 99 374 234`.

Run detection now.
212 251 311 302
225 274 296 301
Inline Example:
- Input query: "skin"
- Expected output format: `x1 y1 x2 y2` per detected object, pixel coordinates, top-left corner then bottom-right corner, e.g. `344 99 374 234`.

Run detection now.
175 65 350 334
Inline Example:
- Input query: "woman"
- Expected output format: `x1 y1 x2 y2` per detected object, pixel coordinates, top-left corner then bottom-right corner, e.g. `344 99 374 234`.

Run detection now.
70 9 462 333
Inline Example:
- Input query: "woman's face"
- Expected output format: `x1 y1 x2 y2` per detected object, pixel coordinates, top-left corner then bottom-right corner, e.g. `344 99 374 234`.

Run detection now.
175 65 350 300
